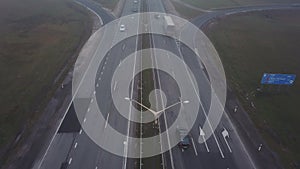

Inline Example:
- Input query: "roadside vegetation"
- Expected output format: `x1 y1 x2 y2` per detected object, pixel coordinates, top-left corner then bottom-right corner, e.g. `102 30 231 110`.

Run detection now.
172 1 204 19
0 0 92 164
204 10 300 168
177 0 300 10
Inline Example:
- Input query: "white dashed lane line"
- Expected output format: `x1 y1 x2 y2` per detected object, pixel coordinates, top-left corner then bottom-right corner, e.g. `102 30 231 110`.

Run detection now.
105 113 110 128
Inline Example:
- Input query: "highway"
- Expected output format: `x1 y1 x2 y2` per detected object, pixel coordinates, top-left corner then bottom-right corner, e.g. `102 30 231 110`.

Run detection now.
31 0 300 169
145 1 254 169
33 0 142 168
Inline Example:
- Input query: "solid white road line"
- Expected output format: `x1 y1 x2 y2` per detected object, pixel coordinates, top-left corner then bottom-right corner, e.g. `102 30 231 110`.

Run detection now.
192 26 258 167
123 10 141 169
224 136 232 153
149 12 174 169
35 3 107 167
191 137 198 156
105 113 110 128
222 129 232 153
177 32 225 159
199 126 210 152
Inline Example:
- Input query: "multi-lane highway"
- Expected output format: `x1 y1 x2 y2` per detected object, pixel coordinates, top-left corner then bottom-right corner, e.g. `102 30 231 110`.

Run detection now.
33 0 142 168
145 1 255 169
31 0 300 169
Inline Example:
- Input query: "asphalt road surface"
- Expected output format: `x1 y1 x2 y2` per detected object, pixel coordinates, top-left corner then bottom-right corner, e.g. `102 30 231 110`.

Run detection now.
31 0 300 169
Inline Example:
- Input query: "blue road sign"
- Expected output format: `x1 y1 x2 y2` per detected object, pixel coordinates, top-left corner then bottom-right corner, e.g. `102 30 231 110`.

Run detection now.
261 73 296 85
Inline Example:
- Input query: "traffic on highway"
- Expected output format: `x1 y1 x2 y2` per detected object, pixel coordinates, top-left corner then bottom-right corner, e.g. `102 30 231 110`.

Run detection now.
0 0 299 169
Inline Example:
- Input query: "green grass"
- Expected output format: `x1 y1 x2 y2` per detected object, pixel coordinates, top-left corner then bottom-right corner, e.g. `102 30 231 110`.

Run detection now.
180 0 300 9
172 1 204 19
93 0 119 10
204 10 300 168
0 0 92 153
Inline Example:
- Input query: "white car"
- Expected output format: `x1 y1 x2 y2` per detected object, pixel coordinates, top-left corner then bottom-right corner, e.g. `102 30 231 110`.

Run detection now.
120 24 125 32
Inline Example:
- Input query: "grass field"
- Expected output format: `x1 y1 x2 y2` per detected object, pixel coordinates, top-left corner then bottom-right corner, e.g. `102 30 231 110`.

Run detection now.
180 0 300 9
204 10 300 168
172 1 204 19
0 0 92 157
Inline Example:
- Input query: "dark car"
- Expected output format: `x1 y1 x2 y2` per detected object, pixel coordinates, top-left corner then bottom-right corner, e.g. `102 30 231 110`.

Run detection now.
177 128 191 149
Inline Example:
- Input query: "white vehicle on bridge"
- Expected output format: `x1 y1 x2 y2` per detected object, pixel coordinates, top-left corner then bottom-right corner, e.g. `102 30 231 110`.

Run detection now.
163 15 175 35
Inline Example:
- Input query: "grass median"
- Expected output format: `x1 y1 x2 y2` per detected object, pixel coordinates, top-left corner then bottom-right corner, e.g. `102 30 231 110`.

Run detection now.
204 10 300 168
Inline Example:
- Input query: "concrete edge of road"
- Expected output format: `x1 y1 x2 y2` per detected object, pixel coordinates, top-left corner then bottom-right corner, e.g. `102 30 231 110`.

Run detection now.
31 3 107 169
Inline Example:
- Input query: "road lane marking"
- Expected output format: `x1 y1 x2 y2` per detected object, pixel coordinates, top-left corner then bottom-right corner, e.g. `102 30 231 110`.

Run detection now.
87 108 90 112
222 128 232 153
68 158 72 165
199 126 210 152
83 118 87 123
36 3 107 168
96 83 99 88
105 113 110 128
79 129 82 135
191 136 198 156
123 9 141 169
114 81 118 91
74 142 78 149
122 44 126 50
177 32 225 159
91 98 94 103
149 10 173 169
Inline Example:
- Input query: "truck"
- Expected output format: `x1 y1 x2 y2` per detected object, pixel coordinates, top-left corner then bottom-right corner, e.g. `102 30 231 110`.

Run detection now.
163 15 175 35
